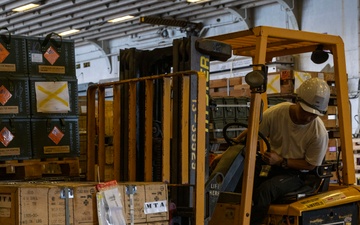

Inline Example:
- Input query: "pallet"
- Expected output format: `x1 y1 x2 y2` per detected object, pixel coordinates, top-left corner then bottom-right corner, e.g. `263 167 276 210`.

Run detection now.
0 157 80 180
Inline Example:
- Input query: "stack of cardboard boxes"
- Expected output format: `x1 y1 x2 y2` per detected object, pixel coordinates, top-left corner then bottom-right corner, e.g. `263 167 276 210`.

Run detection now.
0 181 169 225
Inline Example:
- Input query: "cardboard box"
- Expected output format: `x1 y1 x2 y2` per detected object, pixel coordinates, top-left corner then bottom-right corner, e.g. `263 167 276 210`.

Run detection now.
320 106 338 129
144 183 168 222
0 182 97 225
62 182 98 225
293 70 313 92
325 138 340 161
266 74 280 94
293 70 335 92
280 79 294 94
280 70 294 80
118 182 169 224
0 182 52 225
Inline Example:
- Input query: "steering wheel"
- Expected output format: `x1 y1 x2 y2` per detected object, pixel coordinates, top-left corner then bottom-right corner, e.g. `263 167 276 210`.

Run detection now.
222 122 271 151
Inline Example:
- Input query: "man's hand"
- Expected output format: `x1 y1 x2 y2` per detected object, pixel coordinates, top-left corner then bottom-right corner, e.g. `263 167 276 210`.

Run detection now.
262 151 283 166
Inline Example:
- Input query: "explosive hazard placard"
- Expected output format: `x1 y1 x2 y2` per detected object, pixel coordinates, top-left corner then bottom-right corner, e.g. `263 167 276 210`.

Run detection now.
35 81 70 113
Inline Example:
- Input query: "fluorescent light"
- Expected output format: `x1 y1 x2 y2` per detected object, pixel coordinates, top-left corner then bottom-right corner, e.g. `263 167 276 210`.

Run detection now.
108 15 134 23
59 29 80 36
12 3 40 12
187 0 209 2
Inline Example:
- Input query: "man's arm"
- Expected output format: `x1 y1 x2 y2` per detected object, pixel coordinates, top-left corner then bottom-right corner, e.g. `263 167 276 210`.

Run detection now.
262 151 316 170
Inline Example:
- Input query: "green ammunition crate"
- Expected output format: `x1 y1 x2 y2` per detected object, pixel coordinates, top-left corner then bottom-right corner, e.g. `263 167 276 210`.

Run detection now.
209 118 243 140
209 97 225 120
0 75 30 118
234 97 249 120
209 105 225 121
31 117 80 158
223 97 237 119
29 77 79 117
0 33 28 75
0 118 32 160
27 34 75 77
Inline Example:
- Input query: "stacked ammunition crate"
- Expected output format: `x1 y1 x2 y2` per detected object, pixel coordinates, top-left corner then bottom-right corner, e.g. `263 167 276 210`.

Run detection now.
0 32 80 180
209 97 250 143
0 34 32 162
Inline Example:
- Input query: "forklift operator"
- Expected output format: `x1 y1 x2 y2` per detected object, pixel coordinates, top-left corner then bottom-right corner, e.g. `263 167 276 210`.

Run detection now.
250 77 330 224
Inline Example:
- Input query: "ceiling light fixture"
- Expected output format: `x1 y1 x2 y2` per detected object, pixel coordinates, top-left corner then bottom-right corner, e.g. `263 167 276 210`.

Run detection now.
12 3 40 12
59 29 80 36
187 0 209 3
108 15 134 23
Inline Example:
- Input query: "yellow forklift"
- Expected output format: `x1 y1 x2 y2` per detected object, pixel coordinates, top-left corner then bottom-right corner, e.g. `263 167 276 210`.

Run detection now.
207 26 359 225
86 26 359 225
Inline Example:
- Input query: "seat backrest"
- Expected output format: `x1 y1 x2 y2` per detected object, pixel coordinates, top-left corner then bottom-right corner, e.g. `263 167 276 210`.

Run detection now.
207 144 245 192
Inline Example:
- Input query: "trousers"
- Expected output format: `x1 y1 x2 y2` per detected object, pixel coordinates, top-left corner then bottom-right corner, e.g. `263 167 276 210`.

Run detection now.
250 157 304 224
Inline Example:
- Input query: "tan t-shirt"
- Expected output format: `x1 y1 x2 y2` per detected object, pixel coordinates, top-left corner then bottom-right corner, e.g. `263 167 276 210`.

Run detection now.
259 102 328 166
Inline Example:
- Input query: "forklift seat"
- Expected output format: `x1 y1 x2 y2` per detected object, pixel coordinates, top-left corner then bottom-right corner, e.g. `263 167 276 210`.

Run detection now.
274 162 333 203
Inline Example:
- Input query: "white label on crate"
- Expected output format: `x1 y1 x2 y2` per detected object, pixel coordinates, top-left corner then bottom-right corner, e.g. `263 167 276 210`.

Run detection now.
35 81 70 113
0 194 11 217
144 200 168 214
31 53 43 63
328 115 336 120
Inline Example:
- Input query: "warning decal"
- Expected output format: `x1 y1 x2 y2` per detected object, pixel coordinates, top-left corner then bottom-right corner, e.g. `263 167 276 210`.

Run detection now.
48 126 64 145
44 46 60 65
0 85 12 105
0 43 9 63
0 127 14 147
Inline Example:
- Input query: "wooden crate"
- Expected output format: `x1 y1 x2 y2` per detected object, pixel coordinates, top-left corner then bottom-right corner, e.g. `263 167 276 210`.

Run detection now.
0 157 80 180
209 77 243 97
320 105 338 129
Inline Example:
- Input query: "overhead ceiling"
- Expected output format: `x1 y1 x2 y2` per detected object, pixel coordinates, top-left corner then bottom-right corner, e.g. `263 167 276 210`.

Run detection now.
0 0 294 47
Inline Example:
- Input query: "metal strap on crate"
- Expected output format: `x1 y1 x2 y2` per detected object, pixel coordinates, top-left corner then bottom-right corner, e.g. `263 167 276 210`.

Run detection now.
60 187 74 225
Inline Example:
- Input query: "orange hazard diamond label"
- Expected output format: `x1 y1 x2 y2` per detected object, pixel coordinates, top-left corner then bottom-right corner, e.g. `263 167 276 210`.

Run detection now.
0 127 14 147
0 43 10 63
48 126 64 145
0 85 12 105
44 46 60 65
